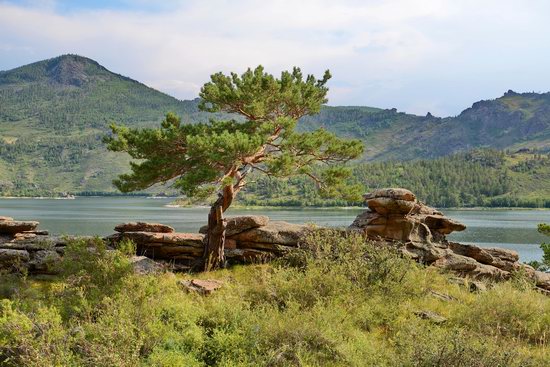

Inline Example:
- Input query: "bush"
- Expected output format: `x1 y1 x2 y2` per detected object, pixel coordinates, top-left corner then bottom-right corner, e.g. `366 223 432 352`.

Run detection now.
0 231 548 366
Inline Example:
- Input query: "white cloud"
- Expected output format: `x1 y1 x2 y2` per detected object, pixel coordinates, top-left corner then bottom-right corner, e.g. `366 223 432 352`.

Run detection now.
1 0 550 115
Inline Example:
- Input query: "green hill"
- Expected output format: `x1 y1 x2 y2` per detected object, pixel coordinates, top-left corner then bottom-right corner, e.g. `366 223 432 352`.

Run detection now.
236 149 550 208
1 55 549 196
0 55 208 196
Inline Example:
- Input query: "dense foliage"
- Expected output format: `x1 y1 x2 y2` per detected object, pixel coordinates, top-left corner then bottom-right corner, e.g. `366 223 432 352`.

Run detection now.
1 234 548 366
528 223 550 271
236 149 550 208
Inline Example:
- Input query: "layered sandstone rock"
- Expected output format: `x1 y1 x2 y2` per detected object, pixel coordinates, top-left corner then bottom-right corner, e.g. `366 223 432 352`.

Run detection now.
109 218 308 267
349 188 549 293
0 218 65 274
2 191 549 295
115 222 175 233
0 219 39 234
199 215 270 237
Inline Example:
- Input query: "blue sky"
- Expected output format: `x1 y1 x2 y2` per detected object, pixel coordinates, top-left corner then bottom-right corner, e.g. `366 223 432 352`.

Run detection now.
2 0 550 116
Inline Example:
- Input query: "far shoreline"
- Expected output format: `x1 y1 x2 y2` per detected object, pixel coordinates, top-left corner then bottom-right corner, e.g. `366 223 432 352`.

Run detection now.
1 196 549 211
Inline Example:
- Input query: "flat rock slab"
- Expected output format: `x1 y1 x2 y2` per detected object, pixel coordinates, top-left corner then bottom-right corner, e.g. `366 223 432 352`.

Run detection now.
179 279 223 295
364 188 416 202
116 232 204 247
130 256 166 275
199 215 270 237
367 197 416 215
115 222 175 233
0 221 39 234
0 248 30 268
229 221 309 246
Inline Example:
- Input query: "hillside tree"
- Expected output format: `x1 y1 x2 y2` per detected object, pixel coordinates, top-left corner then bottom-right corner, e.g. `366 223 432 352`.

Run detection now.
105 66 364 269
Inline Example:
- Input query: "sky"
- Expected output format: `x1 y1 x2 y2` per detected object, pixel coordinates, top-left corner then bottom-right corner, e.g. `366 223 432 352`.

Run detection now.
1 0 550 116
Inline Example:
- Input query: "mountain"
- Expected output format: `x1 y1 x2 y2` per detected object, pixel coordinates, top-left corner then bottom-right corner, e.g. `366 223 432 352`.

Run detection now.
1 55 549 196
0 55 209 195
301 90 550 160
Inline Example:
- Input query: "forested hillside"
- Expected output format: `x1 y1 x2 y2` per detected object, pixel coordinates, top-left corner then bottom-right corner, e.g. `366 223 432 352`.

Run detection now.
1 55 550 199
237 149 550 208
0 55 208 196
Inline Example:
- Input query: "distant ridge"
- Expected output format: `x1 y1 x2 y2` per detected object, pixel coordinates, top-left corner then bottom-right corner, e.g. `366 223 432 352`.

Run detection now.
0 55 549 195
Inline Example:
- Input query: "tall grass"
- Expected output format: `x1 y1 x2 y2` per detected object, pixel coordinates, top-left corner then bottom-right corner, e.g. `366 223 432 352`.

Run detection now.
0 232 548 366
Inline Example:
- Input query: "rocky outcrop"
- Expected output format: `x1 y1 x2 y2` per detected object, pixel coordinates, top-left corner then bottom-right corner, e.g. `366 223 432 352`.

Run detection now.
0 219 39 235
0 218 65 274
199 215 270 237
108 219 309 268
349 188 550 293
115 222 175 233
178 279 223 295
2 190 549 294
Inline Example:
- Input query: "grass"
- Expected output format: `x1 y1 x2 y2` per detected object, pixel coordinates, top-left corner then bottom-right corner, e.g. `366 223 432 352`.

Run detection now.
0 232 549 366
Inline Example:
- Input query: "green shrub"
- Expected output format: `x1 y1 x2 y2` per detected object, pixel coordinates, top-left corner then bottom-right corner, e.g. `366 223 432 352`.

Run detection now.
0 231 548 366
55 237 133 319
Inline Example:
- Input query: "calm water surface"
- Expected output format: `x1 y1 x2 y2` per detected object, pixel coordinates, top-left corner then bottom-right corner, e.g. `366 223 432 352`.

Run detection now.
1 197 548 263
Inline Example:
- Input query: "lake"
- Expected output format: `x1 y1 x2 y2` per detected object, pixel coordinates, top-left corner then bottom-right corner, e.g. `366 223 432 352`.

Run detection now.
1 197 548 263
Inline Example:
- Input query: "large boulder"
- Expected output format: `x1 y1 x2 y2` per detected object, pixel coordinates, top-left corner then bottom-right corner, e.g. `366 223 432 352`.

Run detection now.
229 221 308 246
0 220 39 234
130 256 166 275
0 249 30 270
347 188 550 292
111 232 204 247
199 215 269 237
115 222 175 233
349 188 465 243
364 188 416 202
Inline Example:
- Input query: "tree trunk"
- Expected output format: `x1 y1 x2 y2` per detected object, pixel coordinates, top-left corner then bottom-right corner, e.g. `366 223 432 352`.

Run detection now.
203 185 234 271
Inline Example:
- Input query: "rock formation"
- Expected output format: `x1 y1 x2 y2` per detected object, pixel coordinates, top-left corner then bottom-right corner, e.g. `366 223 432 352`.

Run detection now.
108 216 309 269
1 189 549 294
0 217 63 274
349 188 550 293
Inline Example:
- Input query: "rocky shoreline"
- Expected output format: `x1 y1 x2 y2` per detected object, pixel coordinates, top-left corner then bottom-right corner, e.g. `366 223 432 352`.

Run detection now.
1 189 549 293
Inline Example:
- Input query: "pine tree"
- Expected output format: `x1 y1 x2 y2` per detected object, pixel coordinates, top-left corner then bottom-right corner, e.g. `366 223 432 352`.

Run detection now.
105 66 364 269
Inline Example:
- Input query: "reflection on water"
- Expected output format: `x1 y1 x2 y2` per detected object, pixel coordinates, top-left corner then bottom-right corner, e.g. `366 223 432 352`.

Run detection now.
0 198 547 263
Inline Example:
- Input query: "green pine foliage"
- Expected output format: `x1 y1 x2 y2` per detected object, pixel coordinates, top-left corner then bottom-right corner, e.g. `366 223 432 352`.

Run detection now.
106 66 364 203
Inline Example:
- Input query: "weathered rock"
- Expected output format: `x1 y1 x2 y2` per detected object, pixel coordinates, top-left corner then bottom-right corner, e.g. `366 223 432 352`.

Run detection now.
130 256 166 275
0 221 39 234
29 250 61 273
469 281 487 293
199 215 270 237
367 197 416 215
236 241 296 253
414 310 447 324
137 243 204 259
0 249 30 269
347 189 550 288
421 215 466 235
114 232 204 247
364 188 416 202
0 216 14 222
230 221 308 246
432 253 509 280
115 222 175 233
350 188 465 243
225 248 277 262
178 279 223 295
